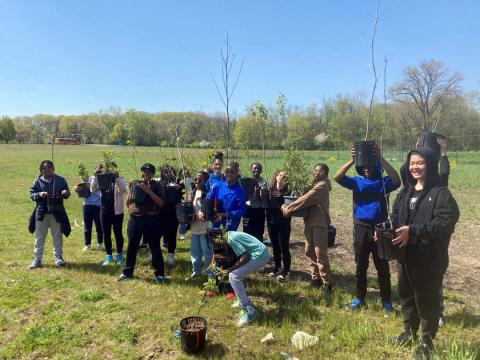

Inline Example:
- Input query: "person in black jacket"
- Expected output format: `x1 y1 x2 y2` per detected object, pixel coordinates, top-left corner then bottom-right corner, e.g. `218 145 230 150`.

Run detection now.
389 147 459 360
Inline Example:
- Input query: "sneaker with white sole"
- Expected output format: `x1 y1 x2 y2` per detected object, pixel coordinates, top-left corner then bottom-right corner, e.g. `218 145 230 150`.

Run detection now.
268 269 280 277
154 275 165 284
82 245 91 252
29 260 42 269
231 300 240 308
179 234 186 240
238 305 257 327
167 253 175 266
277 271 290 282
116 253 122 265
102 255 113 266
96 243 104 251
55 257 66 267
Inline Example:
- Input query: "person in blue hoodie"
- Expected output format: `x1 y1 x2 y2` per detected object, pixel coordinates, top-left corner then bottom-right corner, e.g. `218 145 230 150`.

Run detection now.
334 144 400 313
201 162 246 231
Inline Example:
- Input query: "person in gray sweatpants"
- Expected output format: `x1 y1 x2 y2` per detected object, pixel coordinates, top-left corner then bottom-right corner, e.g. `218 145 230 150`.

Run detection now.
226 231 269 327
29 160 71 269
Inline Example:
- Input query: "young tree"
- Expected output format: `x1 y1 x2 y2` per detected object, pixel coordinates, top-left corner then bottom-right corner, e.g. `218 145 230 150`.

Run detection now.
0 116 17 143
389 60 463 131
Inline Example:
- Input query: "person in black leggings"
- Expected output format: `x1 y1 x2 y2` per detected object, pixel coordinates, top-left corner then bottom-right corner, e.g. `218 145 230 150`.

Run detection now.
158 164 184 266
266 170 292 281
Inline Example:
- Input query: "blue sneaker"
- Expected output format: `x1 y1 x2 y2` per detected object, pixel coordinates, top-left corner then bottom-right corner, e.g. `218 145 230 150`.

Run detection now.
383 300 394 316
238 305 257 327
116 253 122 265
102 255 113 266
351 298 365 310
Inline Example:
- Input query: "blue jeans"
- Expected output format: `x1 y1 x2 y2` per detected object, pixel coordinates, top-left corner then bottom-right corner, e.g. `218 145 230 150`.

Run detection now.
190 233 213 275
179 223 187 236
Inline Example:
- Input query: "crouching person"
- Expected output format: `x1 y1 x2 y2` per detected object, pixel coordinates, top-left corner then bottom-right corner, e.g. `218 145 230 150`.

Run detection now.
226 231 269 327
119 163 166 283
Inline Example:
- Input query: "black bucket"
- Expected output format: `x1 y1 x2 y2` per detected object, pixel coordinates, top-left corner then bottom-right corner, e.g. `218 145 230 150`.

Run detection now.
264 189 282 208
214 251 238 269
47 194 64 212
180 316 207 354
375 224 404 261
354 141 377 168
129 181 146 204
283 196 309 217
201 199 216 221
418 131 444 158
176 202 194 224
165 184 178 204
96 173 114 190
75 183 91 198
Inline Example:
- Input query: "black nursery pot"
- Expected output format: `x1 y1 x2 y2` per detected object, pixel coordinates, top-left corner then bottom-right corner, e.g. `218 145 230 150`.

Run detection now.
165 184 178 204
354 141 377 168
418 131 444 158
180 316 207 354
283 196 309 217
264 189 282 209
200 199 216 222
129 181 146 204
214 251 238 270
75 183 91 198
375 223 405 261
176 202 194 224
95 172 114 190
47 194 64 212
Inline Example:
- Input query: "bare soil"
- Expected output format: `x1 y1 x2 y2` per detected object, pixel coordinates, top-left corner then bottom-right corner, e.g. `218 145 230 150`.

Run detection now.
285 215 480 315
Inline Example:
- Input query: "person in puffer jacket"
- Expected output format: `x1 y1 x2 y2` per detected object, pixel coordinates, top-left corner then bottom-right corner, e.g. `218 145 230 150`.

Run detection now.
334 144 400 313
389 147 459 360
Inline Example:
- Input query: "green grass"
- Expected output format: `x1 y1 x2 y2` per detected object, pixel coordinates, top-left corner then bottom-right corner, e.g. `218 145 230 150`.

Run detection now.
0 144 479 359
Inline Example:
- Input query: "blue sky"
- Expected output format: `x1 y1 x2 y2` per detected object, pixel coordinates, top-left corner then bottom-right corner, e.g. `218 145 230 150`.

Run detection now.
0 0 478 116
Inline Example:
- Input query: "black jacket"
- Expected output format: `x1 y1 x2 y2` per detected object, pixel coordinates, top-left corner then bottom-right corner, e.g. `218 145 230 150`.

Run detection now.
392 148 459 274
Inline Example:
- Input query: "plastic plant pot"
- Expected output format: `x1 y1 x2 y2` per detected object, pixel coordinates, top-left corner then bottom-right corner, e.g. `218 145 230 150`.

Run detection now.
95 172 114 190
175 202 194 224
283 196 310 217
74 183 91 198
46 194 64 212
375 223 405 261
354 141 377 168
180 316 207 354
165 184 178 204
200 199 216 222
129 181 147 204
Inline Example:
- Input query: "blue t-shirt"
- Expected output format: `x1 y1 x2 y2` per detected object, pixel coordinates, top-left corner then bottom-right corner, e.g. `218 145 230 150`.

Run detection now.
228 231 269 261
206 181 246 231
84 176 101 206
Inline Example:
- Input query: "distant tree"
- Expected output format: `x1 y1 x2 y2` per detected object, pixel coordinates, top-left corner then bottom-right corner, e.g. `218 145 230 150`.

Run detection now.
390 60 463 131
125 110 153 146
0 116 17 143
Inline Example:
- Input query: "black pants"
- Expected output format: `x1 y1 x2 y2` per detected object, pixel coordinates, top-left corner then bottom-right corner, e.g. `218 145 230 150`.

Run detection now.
243 207 265 241
353 223 391 301
100 209 124 255
83 205 103 246
123 216 164 277
159 217 179 253
268 222 291 273
398 260 444 342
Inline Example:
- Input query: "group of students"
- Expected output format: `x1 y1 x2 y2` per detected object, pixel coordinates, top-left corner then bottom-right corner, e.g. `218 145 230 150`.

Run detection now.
28 134 459 357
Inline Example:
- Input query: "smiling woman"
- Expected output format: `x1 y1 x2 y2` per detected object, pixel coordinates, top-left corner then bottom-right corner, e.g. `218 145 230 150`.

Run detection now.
391 147 460 359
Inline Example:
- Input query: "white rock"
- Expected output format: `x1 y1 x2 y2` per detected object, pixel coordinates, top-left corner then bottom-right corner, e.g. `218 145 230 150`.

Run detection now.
261 332 275 343
291 331 319 350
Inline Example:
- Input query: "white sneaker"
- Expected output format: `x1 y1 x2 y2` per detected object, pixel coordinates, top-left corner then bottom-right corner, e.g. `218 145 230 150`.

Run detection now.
238 305 257 327
179 234 186 240
96 243 104 251
82 245 91 252
277 271 290 282
231 300 240 308
167 253 175 266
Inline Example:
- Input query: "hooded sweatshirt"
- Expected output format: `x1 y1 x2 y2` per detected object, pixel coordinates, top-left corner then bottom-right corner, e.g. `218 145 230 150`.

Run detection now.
337 160 399 224
206 181 246 231
392 147 459 274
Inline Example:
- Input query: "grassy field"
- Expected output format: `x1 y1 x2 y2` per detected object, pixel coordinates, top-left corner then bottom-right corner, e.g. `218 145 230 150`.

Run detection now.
0 144 478 359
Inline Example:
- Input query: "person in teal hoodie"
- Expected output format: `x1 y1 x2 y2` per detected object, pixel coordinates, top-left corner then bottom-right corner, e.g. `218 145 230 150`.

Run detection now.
334 144 400 313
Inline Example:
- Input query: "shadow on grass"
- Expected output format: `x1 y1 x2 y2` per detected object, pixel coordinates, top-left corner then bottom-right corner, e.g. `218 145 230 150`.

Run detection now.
446 308 480 329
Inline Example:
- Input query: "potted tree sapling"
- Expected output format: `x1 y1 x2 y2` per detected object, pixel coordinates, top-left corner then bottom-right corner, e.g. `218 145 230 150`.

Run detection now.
95 150 117 190
74 161 91 198
282 145 311 217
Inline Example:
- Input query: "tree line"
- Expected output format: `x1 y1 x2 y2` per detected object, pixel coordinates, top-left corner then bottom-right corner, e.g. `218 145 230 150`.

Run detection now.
1 60 479 151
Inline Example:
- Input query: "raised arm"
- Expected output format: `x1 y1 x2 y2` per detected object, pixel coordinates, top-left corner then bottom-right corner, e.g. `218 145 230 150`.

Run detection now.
334 147 355 182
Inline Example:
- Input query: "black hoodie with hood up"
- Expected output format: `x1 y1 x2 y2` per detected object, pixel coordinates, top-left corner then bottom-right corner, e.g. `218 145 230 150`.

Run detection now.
392 147 459 274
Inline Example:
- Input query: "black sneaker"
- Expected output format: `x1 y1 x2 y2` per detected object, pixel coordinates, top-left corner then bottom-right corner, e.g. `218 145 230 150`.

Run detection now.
155 275 165 284
390 331 417 347
414 341 432 360
117 273 130 282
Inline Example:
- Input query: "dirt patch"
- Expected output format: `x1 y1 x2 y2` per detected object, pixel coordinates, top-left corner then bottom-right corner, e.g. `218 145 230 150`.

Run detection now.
285 215 480 315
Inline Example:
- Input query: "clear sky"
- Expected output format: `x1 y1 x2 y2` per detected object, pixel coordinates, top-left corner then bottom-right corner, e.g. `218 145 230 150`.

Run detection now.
0 0 478 116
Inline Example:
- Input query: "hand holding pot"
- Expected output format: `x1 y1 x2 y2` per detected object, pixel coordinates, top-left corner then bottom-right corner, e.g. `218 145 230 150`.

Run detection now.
281 204 290 218
138 182 151 193
271 190 281 198
39 191 48 198
373 230 378 242
392 226 409 248
437 138 447 156
61 189 70 198
198 210 206 221
350 147 356 160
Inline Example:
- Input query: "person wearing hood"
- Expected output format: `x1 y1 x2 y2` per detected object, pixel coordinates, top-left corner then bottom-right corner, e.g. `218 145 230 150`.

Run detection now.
389 147 459 360
29 160 71 269
334 144 400 313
